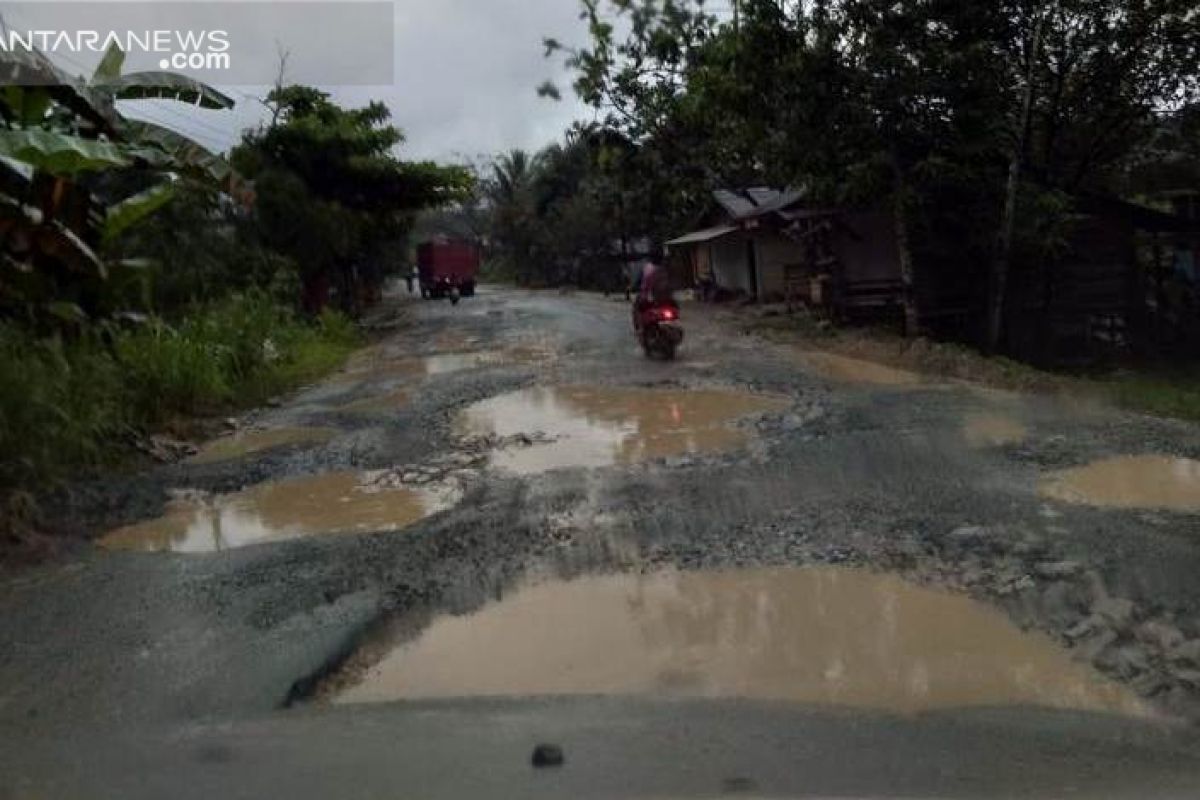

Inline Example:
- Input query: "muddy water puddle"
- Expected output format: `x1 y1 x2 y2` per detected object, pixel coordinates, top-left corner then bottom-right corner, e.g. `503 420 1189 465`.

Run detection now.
794 351 924 387
341 347 550 385
963 413 1028 448
331 567 1147 716
335 389 410 415
99 471 458 553
457 386 790 474
1041 455 1200 512
189 427 338 465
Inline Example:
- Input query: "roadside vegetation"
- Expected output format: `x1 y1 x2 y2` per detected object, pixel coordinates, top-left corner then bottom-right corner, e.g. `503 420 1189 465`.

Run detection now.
0 45 468 544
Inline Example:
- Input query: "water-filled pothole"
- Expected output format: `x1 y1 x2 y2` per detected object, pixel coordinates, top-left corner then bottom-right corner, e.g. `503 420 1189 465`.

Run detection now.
335 389 410 415
1041 455 1200 512
99 471 458 553
328 567 1147 716
457 386 790 474
794 351 924 387
189 427 338 465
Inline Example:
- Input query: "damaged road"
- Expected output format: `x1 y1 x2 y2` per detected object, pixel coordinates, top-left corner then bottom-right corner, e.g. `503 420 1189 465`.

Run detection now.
6 285 1200 795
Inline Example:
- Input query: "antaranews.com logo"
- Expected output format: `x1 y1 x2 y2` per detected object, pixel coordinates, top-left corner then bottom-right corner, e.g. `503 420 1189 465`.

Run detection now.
0 29 231 71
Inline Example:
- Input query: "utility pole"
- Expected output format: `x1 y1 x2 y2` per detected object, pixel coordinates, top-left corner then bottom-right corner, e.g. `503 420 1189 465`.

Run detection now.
732 0 740 36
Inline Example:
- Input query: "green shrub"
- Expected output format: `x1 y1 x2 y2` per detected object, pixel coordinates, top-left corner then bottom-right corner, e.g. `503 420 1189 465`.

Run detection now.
114 320 231 420
0 326 126 488
0 296 361 498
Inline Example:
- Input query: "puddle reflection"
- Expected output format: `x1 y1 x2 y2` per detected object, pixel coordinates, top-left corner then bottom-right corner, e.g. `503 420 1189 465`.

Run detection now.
457 386 790 474
100 471 457 553
1042 455 1200 512
333 567 1147 716
190 427 338 465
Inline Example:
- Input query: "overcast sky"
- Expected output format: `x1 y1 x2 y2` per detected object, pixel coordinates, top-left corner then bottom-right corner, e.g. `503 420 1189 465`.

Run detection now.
17 0 596 162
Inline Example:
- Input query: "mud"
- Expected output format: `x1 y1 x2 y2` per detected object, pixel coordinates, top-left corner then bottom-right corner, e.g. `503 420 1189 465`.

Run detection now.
189 427 338 465
793 351 923 387
11 286 1200 739
1041 455 1200 512
456 386 791 474
335 389 410 415
99 472 459 553
332 567 1147 717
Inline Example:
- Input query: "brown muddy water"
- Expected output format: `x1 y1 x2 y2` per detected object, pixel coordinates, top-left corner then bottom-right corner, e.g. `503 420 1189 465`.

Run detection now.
335 389 410 414
457 386 791 474
1041 455 1200 512
99 471 458 553
794 351 924 387
343 346 551 383
331 567 1148 716
963 413 1028 448
189 427 339 465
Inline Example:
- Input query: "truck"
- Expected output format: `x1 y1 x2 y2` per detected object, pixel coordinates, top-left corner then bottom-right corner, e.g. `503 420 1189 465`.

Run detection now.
416 240 480 302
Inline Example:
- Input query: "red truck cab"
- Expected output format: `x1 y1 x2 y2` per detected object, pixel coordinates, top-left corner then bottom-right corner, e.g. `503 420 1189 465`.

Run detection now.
416 240 480 300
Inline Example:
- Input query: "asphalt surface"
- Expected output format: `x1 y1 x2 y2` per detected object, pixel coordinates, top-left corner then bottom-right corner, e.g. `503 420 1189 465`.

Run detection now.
5 285 1200 796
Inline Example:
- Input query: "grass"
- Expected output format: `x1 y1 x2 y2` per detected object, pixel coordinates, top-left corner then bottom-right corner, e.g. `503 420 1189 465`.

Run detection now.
744 312 1200 422
0 292 361 543
1104 372 1200 422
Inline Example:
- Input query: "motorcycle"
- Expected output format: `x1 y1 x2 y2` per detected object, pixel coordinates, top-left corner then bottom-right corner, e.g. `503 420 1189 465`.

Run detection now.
634 302 684 360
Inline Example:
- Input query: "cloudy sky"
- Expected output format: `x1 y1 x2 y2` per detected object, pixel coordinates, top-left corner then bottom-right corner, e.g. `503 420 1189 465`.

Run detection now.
14 0 597 162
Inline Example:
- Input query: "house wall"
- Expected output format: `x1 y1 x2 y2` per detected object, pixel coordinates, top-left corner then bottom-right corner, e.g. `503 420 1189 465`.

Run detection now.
753 230 801 300
711 235 754 296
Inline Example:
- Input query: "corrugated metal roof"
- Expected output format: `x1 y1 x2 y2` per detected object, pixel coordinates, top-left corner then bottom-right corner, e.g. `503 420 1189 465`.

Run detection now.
665 225 739 246
713 190 758 219
713 187 806 220
745 187 780 207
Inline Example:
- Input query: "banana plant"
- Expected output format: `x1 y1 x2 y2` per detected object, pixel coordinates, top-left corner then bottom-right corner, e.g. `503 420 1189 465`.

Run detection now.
0 43 235 329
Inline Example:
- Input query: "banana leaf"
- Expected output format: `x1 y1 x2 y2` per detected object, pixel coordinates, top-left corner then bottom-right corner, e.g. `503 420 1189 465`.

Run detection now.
98 72 235 110
35 220 106 277
0 129 129 174
91 42 126 85
102 181 176 244
0 48 119 131
119 119 232 184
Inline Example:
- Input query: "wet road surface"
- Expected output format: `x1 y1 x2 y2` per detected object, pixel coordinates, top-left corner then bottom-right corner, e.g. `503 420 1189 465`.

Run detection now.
5 285 1200 795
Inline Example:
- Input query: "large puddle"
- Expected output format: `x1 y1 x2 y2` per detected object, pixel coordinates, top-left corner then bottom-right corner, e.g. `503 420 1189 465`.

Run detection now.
794 351 923 387
457 386 790 474
189 427 339 465
331 568 1147 716
99 471 457 553
1041 455 1200 512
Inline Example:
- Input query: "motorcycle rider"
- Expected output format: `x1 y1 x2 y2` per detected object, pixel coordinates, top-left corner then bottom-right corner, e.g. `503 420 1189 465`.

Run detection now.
632 254 676 332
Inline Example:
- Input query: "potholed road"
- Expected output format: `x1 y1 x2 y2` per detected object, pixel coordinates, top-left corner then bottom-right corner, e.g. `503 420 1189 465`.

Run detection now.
4 285 1200 797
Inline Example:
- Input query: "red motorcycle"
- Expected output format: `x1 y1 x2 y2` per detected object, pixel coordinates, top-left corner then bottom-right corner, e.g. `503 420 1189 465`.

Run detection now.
633 302 684 360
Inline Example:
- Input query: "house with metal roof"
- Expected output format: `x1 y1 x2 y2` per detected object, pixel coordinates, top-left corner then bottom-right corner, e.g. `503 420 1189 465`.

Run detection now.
666 189 908 323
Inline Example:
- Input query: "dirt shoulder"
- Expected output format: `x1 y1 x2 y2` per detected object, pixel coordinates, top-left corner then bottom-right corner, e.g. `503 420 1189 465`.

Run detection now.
738 308 1200 420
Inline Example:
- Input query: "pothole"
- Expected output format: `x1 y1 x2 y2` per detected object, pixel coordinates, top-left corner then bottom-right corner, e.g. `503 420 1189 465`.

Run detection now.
963 413 1028 448
1041 455 1200 512
189 427 339 465
98 471 460 553
340 347 553 385
456 386 791 474
794 351 924 387
324 567 1149 716
335 389 410 415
